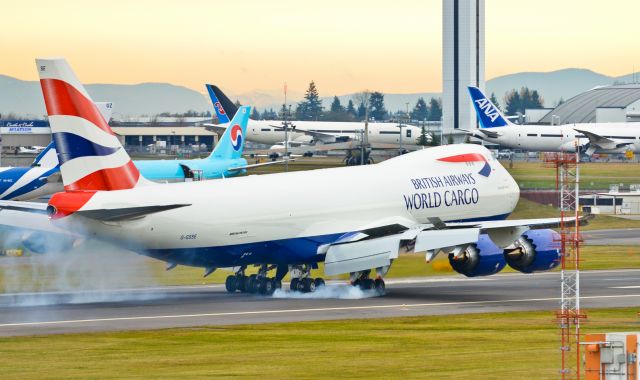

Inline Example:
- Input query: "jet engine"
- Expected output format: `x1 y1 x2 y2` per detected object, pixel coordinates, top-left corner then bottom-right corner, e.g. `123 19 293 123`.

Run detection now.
448 234 506 277
503 229 559 273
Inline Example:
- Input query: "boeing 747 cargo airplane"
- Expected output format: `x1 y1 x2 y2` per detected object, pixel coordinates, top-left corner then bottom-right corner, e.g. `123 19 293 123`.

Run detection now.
0 58 585 296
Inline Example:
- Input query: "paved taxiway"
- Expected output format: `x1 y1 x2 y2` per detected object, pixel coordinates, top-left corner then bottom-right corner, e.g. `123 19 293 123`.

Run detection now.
0 269 639 336
583 228 640 246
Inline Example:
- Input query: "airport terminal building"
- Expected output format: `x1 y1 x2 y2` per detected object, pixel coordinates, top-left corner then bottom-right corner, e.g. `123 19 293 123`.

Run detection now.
0 118 218 154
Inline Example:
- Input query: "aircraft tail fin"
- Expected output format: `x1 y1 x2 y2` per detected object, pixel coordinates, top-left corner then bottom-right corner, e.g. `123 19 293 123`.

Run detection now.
467 86 511 129
94 102 114 123
36 58 149 191
208 105 251 160
206 84 238 122
32 141 59 168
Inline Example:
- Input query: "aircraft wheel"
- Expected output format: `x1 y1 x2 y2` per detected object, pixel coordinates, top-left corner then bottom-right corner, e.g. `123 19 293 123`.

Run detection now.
274 279 282 290
360 278 374 291
314 278 325 289
236 275 247 292
374 278 386 295
302 278 316 293
263 278 276 295
225 275 237 293
290 278 300 292
247 274 259 293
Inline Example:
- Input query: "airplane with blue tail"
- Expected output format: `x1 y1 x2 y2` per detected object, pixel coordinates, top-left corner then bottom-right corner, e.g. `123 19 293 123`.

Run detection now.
465 86 640 156
0 143 61 201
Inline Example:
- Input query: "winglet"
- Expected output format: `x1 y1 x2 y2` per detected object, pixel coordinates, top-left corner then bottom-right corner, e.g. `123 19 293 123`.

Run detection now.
467 87 510 129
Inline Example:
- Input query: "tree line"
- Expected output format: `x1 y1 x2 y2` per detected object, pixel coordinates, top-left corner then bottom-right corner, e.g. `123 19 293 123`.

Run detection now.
239 81 443 123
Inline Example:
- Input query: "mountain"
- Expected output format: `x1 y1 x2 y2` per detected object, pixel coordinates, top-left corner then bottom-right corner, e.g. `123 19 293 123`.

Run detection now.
486 68 616 107
1 68 638 117
0 75 210 118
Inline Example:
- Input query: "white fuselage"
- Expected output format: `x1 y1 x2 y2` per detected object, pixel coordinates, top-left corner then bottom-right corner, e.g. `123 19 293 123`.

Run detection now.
53 144 519 267
477 123 640 153
230 120 423 146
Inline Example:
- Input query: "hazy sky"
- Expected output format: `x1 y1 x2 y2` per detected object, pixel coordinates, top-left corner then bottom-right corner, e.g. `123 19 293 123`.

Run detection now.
2 0 640 95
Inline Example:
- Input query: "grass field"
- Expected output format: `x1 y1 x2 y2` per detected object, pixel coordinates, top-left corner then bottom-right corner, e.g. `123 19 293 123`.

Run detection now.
1 307 639 379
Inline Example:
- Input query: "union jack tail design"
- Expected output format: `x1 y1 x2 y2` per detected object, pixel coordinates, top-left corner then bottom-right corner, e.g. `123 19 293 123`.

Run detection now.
37 58 148 191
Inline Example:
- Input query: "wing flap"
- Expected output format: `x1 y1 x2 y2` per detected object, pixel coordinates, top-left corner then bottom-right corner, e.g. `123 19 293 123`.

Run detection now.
414 228 480 252
324 235 400 276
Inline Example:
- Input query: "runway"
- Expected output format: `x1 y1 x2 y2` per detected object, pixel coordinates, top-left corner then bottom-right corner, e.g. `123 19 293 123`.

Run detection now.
583 228 640 245
1 269 639 337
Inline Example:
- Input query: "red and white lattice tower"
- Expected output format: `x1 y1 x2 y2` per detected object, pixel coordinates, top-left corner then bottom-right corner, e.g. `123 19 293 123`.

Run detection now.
544 147 586 379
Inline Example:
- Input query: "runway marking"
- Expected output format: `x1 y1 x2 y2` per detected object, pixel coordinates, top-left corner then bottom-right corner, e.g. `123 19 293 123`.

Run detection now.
1 269 639 299
611 286 640 289
2 293 640 329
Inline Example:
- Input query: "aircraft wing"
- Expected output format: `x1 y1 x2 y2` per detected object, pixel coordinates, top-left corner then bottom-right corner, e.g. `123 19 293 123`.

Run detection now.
320 215 589 276
227 158 296 172
271 125 346 143
574 128 633 154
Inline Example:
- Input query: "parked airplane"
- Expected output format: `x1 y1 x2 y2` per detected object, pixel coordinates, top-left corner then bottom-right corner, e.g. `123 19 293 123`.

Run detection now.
0 143 60 200
467 86 640 155
1 58 580 296
206 84 426 148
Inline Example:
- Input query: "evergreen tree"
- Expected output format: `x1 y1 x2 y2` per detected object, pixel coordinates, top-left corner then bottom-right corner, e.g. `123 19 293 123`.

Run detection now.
251 107 260 120
504 87 544 115
357 102 367 121
411 97 429 121
530 90 543 109
428 98 442 121
330 96 344 113
346 99 356 117
417 125 429 146
296 81 323 120
504 90 522 115
368 91 387 121
489 92 502 112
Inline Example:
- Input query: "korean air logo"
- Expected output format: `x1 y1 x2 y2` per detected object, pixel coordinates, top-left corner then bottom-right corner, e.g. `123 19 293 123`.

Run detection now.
230 124 243 151
474 98 500 123
214 102 226 115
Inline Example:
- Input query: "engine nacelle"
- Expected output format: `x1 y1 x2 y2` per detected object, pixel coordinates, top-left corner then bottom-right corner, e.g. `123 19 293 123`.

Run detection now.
504 229 559 273
448 234 506 277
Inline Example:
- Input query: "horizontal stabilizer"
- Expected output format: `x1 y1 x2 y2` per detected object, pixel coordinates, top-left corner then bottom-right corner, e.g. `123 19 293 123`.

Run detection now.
77 204 190 221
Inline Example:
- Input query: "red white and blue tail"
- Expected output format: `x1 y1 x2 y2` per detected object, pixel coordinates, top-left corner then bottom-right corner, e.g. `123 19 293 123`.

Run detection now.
37 58 148 191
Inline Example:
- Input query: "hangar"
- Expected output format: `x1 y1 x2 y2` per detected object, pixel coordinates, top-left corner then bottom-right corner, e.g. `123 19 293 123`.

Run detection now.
537 84 640 125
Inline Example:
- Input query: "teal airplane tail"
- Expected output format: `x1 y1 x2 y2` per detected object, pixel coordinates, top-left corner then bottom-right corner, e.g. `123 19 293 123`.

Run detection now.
208 105 251 160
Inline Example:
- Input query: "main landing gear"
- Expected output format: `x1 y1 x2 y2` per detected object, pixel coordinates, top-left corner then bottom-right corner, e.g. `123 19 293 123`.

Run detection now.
350 269 386 295
289 264 325 293
225 265 283 295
